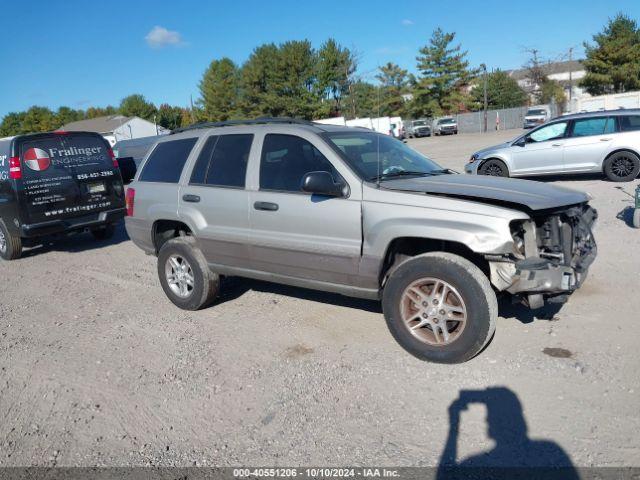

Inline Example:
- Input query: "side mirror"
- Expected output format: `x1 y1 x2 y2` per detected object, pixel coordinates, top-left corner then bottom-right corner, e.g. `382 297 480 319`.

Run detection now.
514 137 526 147
301 171 345 197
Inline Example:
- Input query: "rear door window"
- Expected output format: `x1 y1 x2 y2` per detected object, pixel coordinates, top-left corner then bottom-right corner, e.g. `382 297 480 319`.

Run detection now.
190 134 252 187
620 115 640 132
571 117 616 137
139 137 198 183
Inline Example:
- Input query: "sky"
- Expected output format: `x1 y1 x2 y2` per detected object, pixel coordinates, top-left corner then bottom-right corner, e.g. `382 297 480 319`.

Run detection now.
0 0 639 118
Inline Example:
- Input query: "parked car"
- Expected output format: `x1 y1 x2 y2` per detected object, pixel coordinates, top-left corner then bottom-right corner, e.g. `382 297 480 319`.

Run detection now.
523 107 550 129
465 109 640 182
125 118 597 364
113 136 162 184
0 131 126 260
434 117 458 135
406 119 432 138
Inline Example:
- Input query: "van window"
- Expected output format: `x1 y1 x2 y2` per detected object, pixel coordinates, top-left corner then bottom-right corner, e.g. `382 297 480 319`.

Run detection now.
20 134 112 179
139 138 197 183
620 115 640 132
571 117 616 137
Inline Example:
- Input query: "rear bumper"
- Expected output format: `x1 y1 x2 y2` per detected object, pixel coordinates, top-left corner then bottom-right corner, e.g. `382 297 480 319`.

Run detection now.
20 208 126 238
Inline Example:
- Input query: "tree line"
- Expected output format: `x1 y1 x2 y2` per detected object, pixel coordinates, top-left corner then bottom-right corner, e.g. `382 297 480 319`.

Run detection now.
1 14 638 137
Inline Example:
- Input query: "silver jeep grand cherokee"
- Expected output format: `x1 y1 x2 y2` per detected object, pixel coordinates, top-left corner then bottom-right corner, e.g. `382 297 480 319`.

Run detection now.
125 118 597 363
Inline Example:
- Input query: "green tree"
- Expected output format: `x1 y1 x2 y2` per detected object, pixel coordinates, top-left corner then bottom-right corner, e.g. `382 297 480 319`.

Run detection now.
376 62 409 116
0 112 27 136
344 81 378 119
540 79 567 112
240 43 281 117
581 14 640 95
198 58 240 121
119 94 157 120
316 38 355 117
21 106 57 133
85 106 117 118
55 106 84 127
414 28 475 117
470 70 527 109
156 104 185 130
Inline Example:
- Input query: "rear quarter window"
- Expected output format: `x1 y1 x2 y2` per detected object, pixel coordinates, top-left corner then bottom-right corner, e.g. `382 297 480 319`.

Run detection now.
620 115 640 132
139 137 198 183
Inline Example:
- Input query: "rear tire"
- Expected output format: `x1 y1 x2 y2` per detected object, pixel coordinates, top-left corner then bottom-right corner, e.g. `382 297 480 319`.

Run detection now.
479 159 509 177
382 252 497 364
0 219 22 261
91 223 116 240
604 151 640 182
157 236 219 310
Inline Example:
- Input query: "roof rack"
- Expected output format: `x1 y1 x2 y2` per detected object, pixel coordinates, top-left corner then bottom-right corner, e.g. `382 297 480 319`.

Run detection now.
171 117 314 134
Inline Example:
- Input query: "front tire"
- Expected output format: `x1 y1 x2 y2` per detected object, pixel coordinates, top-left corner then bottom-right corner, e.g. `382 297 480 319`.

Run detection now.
382 252 497 363
479 159 509 177
157 236 220 310
604 151 640 182
0 219 22 261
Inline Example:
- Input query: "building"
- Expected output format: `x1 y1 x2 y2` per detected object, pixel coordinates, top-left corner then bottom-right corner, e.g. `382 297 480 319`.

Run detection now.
507 60 586 103
59 115 169 146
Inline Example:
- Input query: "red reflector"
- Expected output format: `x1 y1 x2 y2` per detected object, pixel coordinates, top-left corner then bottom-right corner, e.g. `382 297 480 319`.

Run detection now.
54 130 69 134
125 188 135 217
108 147 119 167
9 156 22 179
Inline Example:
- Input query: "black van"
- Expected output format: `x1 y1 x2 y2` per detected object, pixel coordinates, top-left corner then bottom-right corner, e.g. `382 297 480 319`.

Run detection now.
0 131 126 260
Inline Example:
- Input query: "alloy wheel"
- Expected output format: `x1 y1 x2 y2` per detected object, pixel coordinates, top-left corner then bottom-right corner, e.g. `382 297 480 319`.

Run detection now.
400 277 467 346
165 254 195 298
611 156 635 178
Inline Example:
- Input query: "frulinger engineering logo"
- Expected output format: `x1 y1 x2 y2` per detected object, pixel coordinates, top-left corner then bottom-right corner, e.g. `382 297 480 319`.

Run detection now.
23 148 51 172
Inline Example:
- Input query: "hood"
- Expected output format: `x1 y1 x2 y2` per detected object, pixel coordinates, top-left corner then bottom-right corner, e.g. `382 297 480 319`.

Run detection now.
474 141 513 157
380 174 590 212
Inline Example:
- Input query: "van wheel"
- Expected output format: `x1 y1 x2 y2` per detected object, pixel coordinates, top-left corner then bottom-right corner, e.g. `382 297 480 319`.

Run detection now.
382 252 497 363
0 219 22 261
604 151 640 182
91 223 116 240
157 236 220 310
479 159 509 177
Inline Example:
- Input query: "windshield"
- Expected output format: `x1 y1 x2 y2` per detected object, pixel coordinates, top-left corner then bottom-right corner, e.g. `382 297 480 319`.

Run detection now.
413 120 427 126
325 131 444 180
526 109 547 116
438 118 455 125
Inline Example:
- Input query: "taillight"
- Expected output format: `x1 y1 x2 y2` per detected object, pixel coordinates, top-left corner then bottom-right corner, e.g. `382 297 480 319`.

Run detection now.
9 156 21 180
125 188 135 216
108 148 119 168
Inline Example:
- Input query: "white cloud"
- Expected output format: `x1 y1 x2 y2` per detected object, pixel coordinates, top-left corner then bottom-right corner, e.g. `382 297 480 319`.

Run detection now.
145 26 184 48
401 19 414 26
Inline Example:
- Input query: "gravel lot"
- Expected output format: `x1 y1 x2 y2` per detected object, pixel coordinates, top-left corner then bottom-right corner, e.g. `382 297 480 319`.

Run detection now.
1 129 639 468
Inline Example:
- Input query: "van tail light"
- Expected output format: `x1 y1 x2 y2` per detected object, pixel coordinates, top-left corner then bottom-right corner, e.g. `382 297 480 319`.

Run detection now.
108 148 119 168
125 188 135 216
9 156 22 180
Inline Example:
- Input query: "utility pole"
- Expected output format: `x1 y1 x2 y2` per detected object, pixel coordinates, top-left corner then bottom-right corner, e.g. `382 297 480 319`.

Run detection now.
481 64 488 133
568 47 574 103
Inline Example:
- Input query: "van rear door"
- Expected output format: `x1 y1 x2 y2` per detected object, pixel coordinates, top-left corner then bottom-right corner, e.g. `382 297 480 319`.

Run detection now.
15 132 125 225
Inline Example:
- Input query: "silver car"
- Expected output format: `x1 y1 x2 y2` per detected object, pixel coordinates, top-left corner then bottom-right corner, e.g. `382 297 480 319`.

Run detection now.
126 118 597 363
466 109 640 182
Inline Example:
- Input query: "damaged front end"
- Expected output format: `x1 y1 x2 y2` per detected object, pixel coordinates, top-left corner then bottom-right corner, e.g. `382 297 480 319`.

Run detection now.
488 203 598 309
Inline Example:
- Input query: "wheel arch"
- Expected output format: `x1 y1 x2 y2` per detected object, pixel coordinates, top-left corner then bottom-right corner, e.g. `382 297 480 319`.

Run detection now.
378 236 491 288
602 148 640 171
152 219 193 254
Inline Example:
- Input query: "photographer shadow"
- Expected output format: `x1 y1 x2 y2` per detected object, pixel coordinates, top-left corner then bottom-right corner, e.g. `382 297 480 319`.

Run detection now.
437 387 579 480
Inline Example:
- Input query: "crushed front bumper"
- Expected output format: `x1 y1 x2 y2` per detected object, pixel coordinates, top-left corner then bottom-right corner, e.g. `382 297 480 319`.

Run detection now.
488 204 597 307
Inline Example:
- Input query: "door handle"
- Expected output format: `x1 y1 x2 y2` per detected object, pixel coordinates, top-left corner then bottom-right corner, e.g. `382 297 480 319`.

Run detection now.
551 143 563 147
254 201 279 211
600 138 612 141
182 194 200 203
